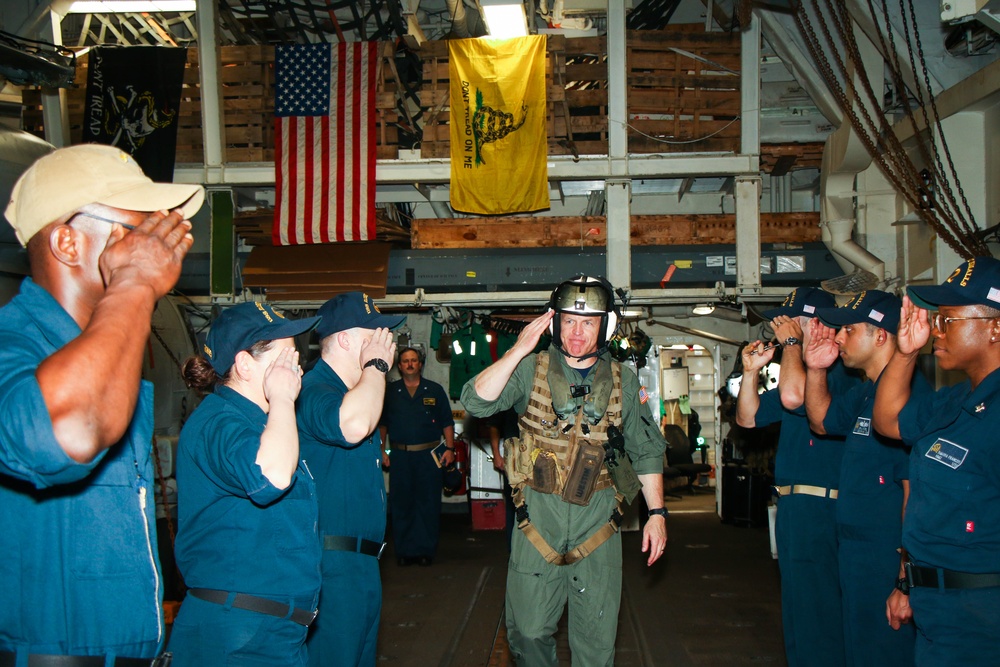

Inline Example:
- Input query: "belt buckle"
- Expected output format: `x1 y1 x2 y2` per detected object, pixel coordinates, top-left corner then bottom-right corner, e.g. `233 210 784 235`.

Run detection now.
377 541 386 560
904 560 914 587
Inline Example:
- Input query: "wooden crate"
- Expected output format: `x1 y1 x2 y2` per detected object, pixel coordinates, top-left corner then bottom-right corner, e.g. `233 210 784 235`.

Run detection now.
626 29 741 154
761 142 824 175
418 35 608 159
411 212 820 249
20 43 401 163
417 27 740 159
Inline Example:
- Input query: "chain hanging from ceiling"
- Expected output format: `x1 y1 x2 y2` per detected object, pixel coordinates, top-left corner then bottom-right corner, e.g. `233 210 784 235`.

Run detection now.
791 0 989 259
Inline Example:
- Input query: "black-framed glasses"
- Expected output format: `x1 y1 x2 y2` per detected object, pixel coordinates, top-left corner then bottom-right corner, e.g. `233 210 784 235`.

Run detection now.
69 211 136 231
932 312 997 333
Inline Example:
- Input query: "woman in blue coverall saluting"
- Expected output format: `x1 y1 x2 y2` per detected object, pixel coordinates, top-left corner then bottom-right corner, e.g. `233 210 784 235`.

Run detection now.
168 302 321 667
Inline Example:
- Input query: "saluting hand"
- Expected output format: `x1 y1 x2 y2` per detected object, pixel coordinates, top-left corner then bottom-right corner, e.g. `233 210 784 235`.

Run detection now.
803 319 839 370
99 208 194 299
263 347 303 405
511 310 555 360
897 296 930 356
360 327 397 372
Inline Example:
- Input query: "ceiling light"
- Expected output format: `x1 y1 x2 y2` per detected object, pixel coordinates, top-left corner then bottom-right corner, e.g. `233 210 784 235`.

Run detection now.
480 0 529 39
66 1 196 13
691 304 715 316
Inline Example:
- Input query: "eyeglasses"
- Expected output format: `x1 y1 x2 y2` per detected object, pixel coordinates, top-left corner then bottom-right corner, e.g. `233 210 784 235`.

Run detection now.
932 313 997 333
69 211 136 231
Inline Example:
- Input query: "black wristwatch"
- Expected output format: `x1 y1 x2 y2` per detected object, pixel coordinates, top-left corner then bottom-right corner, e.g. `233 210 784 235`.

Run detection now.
648 508 668 519
363 358 389 373
894 576 910 595
783 336 801 347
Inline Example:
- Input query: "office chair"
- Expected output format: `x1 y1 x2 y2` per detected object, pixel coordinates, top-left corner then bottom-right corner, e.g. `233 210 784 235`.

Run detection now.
663 423 712 494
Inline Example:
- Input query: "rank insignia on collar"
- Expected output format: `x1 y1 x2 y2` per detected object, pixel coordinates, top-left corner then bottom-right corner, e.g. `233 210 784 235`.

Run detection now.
975 403 985 413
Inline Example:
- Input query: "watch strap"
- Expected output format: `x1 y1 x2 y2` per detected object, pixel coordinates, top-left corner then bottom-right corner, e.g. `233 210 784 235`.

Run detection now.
363 358 389 373
648 507 668 518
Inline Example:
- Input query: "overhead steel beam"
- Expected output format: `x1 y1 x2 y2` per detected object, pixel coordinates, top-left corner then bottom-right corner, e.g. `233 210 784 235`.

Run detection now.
606 0 631 289
196 0 226 173
758 10 842 126
174 153 760 187
40 10 70 148
894 56 1000 141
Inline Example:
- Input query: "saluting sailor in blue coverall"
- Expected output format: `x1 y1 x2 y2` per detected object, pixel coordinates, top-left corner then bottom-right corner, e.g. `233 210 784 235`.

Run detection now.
0 144 203 663
299 292 403 667
804 290 931 667
737 287 859 667
874 257 1000 667
169 302 322 667
380 347 456 566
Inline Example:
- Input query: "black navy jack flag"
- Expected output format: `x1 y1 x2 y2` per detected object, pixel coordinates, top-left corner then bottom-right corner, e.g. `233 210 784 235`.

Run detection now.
83 46 187 183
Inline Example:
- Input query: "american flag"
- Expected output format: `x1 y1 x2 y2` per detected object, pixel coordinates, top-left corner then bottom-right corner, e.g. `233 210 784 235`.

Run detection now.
273 42 377 245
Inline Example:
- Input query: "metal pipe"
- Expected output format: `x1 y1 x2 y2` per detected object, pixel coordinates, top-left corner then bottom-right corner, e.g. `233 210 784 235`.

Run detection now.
645 319 742 346
446 0 472 37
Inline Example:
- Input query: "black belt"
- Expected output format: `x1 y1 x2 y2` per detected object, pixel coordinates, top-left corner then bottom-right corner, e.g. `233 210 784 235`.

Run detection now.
0 654 151 667
188 588 317 626
323 535 385 559
391 441 438 452
906 562 1000 591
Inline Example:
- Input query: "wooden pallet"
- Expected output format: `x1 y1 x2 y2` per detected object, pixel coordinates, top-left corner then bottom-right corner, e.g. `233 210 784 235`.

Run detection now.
234 207 409 247
20 43 401 163
411 212 820 249
626 29 741 154
761 142 824 175
18 37 818 175
418 27 741 159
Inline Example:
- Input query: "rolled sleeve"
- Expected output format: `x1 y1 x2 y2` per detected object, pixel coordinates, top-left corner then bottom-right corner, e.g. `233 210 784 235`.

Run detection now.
0 342 103 487
198 405 291 507
298 385 350 447
460 354 535 418
753 389 786 428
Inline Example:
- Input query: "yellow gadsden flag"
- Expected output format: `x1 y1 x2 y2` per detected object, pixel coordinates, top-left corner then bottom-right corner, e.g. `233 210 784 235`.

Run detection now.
449 35 549 215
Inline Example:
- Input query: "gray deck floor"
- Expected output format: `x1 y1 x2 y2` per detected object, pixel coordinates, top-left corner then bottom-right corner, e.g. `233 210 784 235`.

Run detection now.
377 491 787 666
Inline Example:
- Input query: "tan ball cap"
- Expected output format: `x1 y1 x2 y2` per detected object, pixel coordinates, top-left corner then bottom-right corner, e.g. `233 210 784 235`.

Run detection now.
5 143 206 246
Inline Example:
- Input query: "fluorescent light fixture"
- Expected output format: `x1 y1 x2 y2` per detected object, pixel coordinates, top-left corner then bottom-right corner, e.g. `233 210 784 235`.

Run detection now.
691 304 715 316
480 0 529 38
67 1 196 13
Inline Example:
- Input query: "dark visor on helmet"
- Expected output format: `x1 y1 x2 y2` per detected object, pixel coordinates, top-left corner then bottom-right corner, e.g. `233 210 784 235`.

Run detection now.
552 280 611 314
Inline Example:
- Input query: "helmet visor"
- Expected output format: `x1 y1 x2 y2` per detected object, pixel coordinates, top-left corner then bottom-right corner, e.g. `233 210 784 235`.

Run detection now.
552 279 611 315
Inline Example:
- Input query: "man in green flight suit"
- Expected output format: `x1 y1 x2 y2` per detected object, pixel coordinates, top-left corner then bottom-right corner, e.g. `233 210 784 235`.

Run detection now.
461 275 667 667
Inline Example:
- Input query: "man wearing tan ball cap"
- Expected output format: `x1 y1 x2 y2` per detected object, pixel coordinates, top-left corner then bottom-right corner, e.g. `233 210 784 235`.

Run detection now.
0 143 204 663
